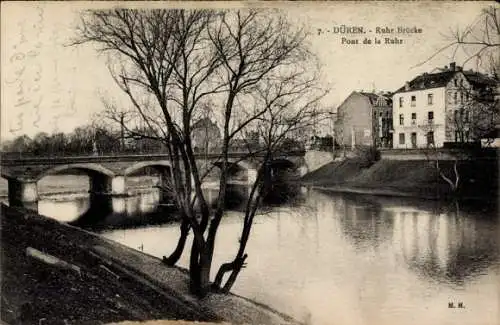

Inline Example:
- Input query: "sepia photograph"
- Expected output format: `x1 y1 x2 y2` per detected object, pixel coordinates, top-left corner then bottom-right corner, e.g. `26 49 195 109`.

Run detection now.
1 1 499 325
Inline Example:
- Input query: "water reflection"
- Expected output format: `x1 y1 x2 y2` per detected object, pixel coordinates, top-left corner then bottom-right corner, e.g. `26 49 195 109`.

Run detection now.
333 194 393 251
64 190 180 231
317 189 500 286
393 203 499 286
40 182 303 230
38 185 499 287
36 178 499 325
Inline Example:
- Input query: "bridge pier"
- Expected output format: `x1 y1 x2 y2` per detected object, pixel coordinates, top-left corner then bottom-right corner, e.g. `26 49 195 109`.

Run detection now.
247 169 257 184
157 169 176 207
111 176 126 196
89 174 127 197
7 179 38 211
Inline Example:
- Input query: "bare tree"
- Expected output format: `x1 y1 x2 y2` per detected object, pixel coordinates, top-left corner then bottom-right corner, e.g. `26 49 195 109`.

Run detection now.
426 145 461 193
420 121 463 194
445 82 499 145
415 6 499 194
212 67 325 291
418 6 499 75
74 8 326 297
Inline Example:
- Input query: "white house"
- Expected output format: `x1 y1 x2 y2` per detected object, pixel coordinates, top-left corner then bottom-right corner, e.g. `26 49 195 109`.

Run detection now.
392 62 498 149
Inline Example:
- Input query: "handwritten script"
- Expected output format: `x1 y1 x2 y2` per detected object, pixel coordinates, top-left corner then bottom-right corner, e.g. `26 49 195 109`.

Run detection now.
5 6 45 135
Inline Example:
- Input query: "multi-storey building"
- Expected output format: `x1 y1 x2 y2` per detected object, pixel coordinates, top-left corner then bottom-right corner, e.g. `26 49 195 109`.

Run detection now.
334 91 393 149
191 117 222 152
392 62 498 149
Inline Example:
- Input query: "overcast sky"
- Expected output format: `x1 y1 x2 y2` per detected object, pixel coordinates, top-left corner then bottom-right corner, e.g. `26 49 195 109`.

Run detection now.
1 1 494 141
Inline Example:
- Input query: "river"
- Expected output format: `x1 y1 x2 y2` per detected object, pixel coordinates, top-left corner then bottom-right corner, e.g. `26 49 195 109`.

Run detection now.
1 175 498 325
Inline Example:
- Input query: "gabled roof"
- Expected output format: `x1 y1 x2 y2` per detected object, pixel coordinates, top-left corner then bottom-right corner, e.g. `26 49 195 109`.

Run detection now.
359 92 380 104
394 71 456 94
359 92 392 106
394 67 498 94
337 91 392 111
192 117 218 130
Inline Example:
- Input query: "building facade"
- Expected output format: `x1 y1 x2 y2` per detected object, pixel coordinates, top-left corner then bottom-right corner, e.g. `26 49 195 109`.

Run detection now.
191 118 222 153
392 62 498 149
334 91 392 149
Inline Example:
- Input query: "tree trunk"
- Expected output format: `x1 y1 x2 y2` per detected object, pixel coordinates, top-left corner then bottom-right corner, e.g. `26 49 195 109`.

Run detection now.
163 219 190 266
198 249 212 296
213 167 266 292
189 239 202 296
221 254 247 292
189 235 212 297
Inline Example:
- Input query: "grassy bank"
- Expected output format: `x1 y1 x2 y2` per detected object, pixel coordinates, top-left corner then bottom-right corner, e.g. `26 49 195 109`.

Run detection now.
0 204 302 325
1 205 214 325
301 157 498 200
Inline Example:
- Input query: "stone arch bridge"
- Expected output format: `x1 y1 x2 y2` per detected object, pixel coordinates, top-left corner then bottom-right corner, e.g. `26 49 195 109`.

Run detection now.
1 151 331 211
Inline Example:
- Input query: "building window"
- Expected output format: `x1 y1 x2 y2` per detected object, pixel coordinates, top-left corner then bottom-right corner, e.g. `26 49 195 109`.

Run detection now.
399 97 403 108
399 133 405 145
464 111 470 123
428 111 434 121
399 114 404 125
427 131 434 146
411 132 417 148
427 93 433 105
411 95 416 107
454 92 458 104
411 113 416 125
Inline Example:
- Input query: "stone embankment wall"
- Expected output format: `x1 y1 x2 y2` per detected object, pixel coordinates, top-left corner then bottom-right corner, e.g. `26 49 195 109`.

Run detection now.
303 150 334 175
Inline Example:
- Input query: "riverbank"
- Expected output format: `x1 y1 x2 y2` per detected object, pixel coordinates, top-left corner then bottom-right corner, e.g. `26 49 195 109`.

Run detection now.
1 204 303 325
301 157 498 201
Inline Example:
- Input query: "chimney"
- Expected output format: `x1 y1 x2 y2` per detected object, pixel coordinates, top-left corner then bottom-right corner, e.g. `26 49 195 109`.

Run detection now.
405 82 410 91
450 62 456 71
444 65 448 71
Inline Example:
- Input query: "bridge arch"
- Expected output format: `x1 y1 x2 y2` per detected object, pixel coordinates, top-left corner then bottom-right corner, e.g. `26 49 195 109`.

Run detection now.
268 158 296 170
212 159 298 184
124 161 176 205
36 163 116 181
212 160 256 183
124 161 172 176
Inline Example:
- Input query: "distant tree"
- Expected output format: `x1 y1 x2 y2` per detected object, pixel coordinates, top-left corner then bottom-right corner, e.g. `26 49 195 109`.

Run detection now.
94 127 121 154
69 125 95 154
4 135 33 152
32 132 51 155
1 139 13 152
50 132 68 155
